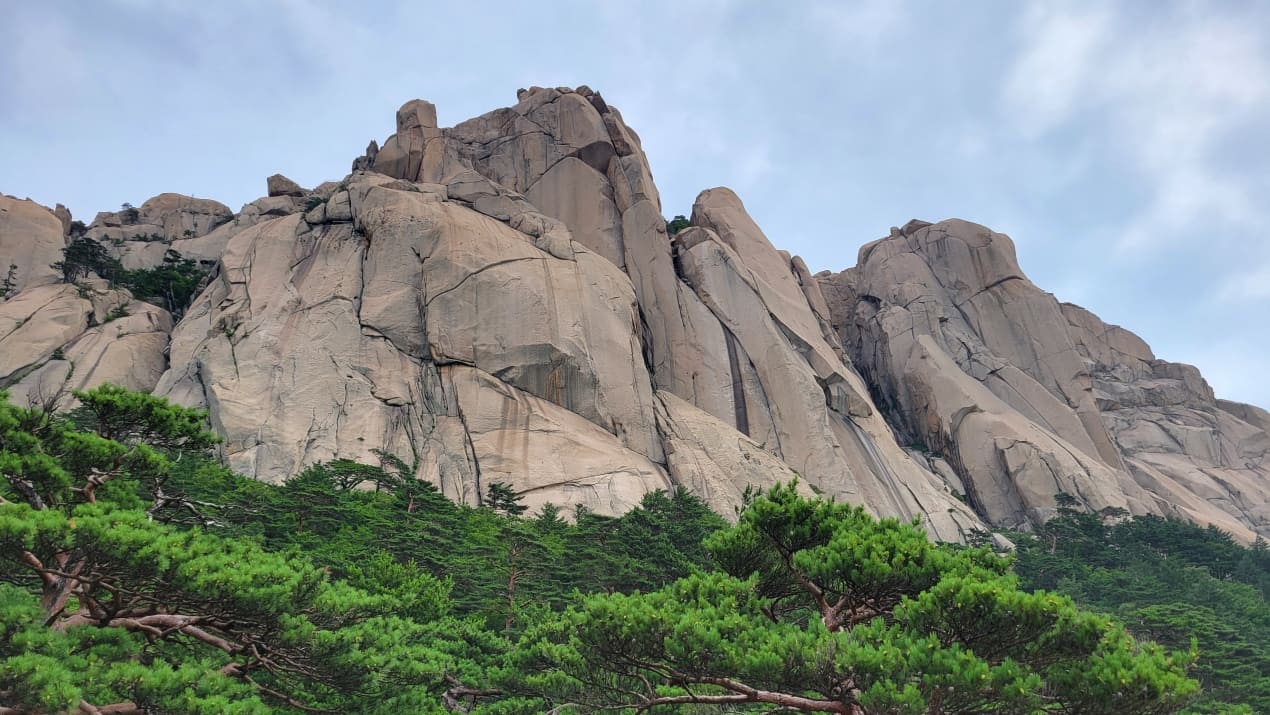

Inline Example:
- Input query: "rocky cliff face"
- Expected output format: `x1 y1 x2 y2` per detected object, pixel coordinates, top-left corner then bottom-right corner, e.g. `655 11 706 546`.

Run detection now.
1 87 1265 542
817 220 1268 541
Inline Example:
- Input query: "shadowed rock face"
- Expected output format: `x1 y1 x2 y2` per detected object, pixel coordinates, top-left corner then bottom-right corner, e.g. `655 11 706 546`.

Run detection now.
2 87 1265 542
816 220 1268 542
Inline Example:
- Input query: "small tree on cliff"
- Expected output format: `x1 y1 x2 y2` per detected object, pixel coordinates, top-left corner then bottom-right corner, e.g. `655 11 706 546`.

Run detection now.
665 214 691 235
52 237 122 283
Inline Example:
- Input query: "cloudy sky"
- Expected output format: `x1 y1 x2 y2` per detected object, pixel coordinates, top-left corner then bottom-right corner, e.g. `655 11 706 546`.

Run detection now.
2 1 1268 405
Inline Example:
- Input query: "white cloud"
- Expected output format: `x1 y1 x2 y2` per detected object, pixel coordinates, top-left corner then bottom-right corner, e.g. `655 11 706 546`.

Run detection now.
811 0 908 53
1003 4 1112 136
1003 1 1270 256
1218 261 1270 303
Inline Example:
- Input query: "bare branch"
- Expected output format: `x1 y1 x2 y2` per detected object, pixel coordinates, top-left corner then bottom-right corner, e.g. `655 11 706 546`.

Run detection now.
78 701 143 715
242 674 335 714
673 674 854 714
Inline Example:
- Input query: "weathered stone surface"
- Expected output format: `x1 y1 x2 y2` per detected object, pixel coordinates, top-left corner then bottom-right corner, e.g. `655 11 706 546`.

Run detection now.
157 212 442 483
0 194 66 293
87 193 233 246
332 91 985 536
0 278 170 407
821 218 1268 541
674 221 980 541
158 174 664 501
447 365 671 517
267 174 306 197
0 284 90 384
444 170 536 221
53 204 72 237
8 299 172 409
9 87 1255 544
525 156 625 268
691 188 840 374
1067 309 1269 540
445 88 612 194
236 196 303 227
373 99 446 183
359 185 662 462
656 391 805 518
83 193 237 271
1219 399 1270 434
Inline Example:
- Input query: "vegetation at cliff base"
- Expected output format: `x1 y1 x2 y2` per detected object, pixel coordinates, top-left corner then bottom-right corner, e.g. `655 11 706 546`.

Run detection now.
0 387 1262 713
1013 506 1270 714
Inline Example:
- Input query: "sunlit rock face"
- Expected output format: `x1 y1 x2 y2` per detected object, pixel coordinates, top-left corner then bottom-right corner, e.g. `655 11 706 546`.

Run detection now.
147 87 976 536
817 220 1268 542
3 86 1264 543
0 271 173 409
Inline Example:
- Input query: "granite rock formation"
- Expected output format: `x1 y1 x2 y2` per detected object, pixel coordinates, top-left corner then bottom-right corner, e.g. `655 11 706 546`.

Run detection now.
1 87 1264 542
0 194 67 294
816 220 1268 542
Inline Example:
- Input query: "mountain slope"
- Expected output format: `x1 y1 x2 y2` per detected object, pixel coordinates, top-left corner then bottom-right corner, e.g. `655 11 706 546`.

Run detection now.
1 86 1264 542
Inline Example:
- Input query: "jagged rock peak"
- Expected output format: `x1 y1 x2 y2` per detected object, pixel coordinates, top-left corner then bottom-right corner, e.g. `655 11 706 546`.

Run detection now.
2 87 1263 545
817 218 1268 542
141 88 985 538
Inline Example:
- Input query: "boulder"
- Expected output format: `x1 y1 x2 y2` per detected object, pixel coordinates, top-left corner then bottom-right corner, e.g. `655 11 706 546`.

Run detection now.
8 299 172 409
1 278 171 407
87 193 233 246
0 284 90 384
446 365 671 517
266 173 306 197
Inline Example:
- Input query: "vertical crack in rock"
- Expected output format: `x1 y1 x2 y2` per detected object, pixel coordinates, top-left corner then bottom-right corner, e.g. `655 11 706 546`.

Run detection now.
723 329 750 437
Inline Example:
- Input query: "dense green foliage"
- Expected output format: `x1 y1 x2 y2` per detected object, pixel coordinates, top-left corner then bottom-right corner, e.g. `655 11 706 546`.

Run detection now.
1 386 501 713
2 387 1262 713
666 214 691 235
114 250 208 319
52 237 122 283
162 455 725 630
1014 508 1270 714
495 484 1199 713
53 240 209 318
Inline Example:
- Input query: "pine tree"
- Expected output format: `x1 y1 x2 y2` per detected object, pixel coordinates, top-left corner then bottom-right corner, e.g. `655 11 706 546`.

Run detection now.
485 481 527 516
499 483 1200 713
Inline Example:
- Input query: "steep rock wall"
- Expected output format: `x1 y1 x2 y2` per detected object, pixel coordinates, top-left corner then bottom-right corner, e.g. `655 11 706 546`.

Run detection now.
818 220 1268 541
2 86 1262 543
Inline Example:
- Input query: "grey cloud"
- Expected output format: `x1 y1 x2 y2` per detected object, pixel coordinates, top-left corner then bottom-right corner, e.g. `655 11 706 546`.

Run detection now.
0 0 1266 404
